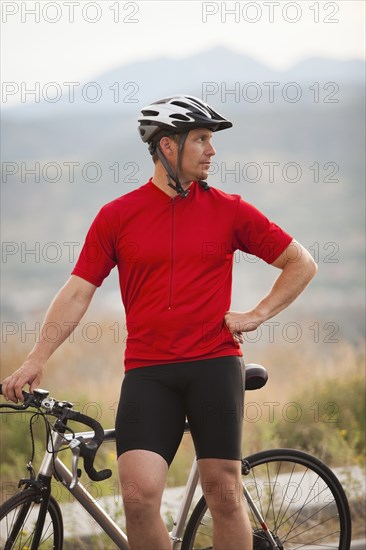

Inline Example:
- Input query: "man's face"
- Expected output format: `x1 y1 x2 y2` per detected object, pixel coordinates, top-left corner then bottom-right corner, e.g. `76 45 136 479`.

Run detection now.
178 128 216 184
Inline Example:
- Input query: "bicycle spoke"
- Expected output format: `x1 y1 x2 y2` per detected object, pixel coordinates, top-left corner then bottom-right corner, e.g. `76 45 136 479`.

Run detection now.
274 469 324 538
276 462 309 535
277 476 341 546
282 501 340 541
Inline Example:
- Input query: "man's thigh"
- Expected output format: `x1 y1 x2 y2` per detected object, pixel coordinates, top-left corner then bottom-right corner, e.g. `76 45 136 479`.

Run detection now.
115 365 187 466
185 356 245 461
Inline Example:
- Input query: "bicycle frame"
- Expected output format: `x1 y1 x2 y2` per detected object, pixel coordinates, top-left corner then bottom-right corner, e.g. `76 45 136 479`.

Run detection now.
42 426 201 549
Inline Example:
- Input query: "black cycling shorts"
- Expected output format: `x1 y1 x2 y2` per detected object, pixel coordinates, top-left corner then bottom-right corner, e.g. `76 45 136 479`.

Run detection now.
115 356 245 465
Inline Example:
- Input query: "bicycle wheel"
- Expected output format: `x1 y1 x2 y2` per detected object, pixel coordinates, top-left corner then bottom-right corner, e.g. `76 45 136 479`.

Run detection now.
182 448 351 550
0 487 63 550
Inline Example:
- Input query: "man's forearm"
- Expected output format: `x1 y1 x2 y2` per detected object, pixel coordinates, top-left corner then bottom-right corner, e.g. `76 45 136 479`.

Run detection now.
254 246 318 324
225 241 317 340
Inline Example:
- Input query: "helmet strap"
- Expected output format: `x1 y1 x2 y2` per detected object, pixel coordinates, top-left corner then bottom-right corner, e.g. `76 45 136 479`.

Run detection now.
175 133 211 193
155 132 211 197
166 173 190 198
156 133 190 198
199 180 211 191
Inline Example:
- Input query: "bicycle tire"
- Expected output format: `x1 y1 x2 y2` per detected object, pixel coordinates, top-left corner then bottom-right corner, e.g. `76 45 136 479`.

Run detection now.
0 487 63 550
182 448 351 550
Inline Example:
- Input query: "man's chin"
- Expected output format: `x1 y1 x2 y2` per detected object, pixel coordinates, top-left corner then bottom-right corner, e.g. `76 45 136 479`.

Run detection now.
181 170 209 183
198 169 210 181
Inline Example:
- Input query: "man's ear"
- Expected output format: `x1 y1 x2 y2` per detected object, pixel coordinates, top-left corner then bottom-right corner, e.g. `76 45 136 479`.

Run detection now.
159 136 176 157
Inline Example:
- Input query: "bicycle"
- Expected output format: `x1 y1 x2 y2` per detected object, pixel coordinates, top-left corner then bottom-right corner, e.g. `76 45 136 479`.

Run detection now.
0 363 352 549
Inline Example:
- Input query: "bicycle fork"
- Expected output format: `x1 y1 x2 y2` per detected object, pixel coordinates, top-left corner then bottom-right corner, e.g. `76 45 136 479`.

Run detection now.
10 431 62 550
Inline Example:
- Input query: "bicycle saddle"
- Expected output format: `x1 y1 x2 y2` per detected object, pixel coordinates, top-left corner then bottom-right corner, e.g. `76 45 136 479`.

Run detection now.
244 364 268 391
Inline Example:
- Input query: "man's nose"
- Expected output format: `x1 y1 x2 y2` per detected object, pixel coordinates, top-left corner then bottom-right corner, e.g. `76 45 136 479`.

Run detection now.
207 142 216 156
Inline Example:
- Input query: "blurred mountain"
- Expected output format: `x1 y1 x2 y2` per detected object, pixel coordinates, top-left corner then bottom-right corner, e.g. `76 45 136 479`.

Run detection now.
2 46 365 120
1 47 365 340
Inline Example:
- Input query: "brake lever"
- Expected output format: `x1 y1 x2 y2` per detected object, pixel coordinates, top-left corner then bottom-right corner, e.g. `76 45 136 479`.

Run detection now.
69 439 81 489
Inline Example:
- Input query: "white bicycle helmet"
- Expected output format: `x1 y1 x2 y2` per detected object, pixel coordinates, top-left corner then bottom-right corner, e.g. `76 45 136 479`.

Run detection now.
138 95 232 197
138 95 232 146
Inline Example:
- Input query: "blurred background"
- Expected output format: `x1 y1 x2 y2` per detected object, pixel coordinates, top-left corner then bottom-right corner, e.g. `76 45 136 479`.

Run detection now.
1 0 365 543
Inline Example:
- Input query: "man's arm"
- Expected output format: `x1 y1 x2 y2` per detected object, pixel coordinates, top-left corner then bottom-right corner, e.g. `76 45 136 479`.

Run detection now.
225 240 318 343
2 275 97 403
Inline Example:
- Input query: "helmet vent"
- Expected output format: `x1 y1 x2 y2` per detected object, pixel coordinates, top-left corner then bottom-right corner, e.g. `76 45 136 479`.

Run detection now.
171 101 192 109
141 109 159 116
170 113 191 121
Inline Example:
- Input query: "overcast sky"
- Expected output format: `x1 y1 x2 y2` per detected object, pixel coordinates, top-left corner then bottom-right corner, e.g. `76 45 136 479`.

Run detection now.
1 1 365 107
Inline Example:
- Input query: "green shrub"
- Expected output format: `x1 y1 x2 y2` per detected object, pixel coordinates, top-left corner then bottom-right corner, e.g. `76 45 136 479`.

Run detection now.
272 369 365 466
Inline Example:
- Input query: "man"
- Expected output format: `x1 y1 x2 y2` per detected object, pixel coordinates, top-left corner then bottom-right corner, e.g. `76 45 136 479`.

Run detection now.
2 95 317 549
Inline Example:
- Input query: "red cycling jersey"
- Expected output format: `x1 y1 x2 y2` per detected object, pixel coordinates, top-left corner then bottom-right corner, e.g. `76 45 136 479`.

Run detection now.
72 179 293 371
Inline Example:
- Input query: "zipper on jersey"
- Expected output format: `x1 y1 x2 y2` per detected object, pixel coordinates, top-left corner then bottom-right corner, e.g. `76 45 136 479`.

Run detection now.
168 198 175 309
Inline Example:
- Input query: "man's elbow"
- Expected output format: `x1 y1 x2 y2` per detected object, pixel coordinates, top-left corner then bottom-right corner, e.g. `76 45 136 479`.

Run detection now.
308 257 318 280
284 241 318 284
301 248 318 283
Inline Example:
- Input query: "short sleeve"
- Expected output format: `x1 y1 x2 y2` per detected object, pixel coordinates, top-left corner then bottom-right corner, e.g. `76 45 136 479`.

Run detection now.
72 207 117 287
232 197 293 264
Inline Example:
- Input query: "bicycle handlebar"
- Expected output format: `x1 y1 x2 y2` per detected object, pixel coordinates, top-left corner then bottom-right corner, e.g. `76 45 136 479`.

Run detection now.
66 410 112 482
0 384 112 483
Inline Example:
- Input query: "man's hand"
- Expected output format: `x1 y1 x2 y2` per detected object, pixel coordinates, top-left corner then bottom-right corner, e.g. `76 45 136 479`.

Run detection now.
2 360 45 403
224 310 263 344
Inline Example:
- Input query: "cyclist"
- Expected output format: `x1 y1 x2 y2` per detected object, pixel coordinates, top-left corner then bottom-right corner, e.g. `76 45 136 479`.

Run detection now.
2 95 317 550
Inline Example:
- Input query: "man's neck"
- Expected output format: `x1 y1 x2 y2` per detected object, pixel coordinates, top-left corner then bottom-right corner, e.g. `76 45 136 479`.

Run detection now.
152 164 193 198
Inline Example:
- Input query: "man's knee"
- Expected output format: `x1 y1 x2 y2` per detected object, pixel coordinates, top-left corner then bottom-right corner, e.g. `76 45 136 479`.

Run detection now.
199 459 243 516
118 450 168 520
122 480 162 523
203 478 244 516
